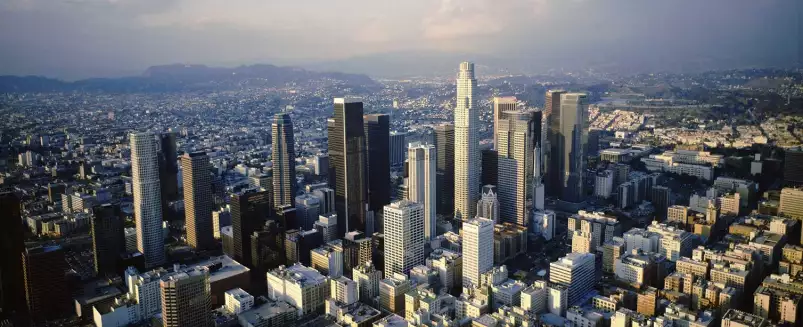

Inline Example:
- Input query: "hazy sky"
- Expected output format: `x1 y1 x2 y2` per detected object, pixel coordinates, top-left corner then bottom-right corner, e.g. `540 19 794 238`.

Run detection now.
0 0 799 79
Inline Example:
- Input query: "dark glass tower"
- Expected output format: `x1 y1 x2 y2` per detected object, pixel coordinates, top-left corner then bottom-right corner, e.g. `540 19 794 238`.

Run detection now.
22 246 70 323
784 148 803 187
364 114 391 215
553 93 588 203
435 124 455 216
481 149 498 187
328 98 369 236
0 192 26 321
272 113 297 207
545 90 565 198
231 190 272 267
158 132 179 219
182 152 215 250
91 203 125 276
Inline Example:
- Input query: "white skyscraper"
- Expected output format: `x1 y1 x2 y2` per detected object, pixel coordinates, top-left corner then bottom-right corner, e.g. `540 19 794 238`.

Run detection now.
462 217 494 288
454 62 480 221
407 142 437 240
476 185 499 222
130 132 165 267
549 252 596 305
384 201 425 276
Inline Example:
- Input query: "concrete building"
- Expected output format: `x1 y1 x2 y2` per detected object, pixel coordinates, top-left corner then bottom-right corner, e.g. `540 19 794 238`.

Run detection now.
130 132 165 267
532 210 555 241
493 223 527 264
667 205 690 225
379 273 411 315
646 221 694 261
428 248 463 294
389 131 407 167
315 213 339 243
594 170 614 199
330 276 358 305
352 262 382 305
407 142 437 240
311 241 344 278
567 211 619 252
160 266 211 327
266 264 329 317
384 201 425 276
295 194 321 231
549 253 595 306
477 185 500 223
463 217 495 288
721 309 769 327
237 300 298 327
602 237 626 274
224 288 254 315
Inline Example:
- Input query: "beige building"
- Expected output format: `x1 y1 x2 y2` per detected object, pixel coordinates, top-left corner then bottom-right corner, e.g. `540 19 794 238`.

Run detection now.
160 267 211 327
182 152 214 250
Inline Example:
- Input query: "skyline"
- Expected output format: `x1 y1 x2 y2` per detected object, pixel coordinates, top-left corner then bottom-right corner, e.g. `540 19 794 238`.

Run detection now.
0 0 799 79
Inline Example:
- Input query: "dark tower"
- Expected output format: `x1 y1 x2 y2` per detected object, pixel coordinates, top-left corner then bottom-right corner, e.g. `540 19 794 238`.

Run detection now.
158 132 179 220
22 246 71 323
231 190 271 267
272 113 297 207
364 114 391 215
545 90 565 198
182 152 215 250
435 124 455 217
91 204 126 276
0 192 26 321
328 98 369 236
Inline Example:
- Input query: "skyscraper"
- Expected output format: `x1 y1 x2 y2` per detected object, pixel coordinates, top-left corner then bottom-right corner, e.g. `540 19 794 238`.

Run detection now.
131 132 165 267
481 149 498 187
161 266 211 327
784 148 803 187
158 132 179 217
182 152 214 250
272 113 297 207
231 190 271 267
22 246 71 322
365 114 391 215
295 194 321 231
553 93 589 203
329 98 369 236
497 110 540 226
462 217 494 288
0 192 26 321
493 96 518 148
549 252 595 305
435 124 455 217
407 142 437 240
91 203 125 276
544 90 566 197
454 62 480 221
383 201 425 276
389 131 407 167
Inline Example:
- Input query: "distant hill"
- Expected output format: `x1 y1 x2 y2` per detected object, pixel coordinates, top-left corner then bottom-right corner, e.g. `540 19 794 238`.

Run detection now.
0 64 377 93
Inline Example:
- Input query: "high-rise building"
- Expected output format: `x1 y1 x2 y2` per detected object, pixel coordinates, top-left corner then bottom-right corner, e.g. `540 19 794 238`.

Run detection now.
22 246 71 322
160 266 211 327
329 98 369 236
481 149 498 187
497 110 540 226
295 194 321 231
343 231 373 278
594 170 614 199
312 187 335 215
454 62 480 221
352 262 382 304
158 132 179 216
384 200 425 276
462 217 494 288
131 132 166 267
552 93 589 203
435 124 455 217
379 273 411 315
389 131 407 167
544 90 566 197
549 252 595 306
91 203 125 276
272 113 297 207
284 229 323 267
267 264 329 317
477 185 499 222
493 96 518 148
407 142 437 240
0 192 26 321
667 205 690 225
779 187 803 220
365 114 391 215
651 186 671 219
231 190 271 267
311 241 344 278
784 148 803 187
182 152 214 250
532 210 555 241
250 221 285 273
275 204 298 230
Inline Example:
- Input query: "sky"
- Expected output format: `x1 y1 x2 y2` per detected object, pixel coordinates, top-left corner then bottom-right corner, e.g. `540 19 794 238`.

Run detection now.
0 0 799 79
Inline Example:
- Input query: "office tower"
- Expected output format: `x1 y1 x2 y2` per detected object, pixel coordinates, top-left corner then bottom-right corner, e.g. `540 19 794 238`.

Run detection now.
544 90 566 197
651 186 671 219
462 217 494 288
158 132 179 215
532 210 556 241
407 142 437 240
160 266 211 327
212 208 231 239
389 131 407 167
343 231 373 278
295 194 321 231
91 203 125 276
22 246 70 322
779 187 803 219
182 152 214 250
311 241 345 278
365 114 391 214
275 204 298 230
497 110 539 226
784 148 803 186
330 277 359 307
272 113 297 207
434 124 455 218
130 132 166 267
379 273 411 315
315 213 339 243
667 205 690 225
312 187 335 215
0 192 26 321
329 98 369 236
594 170 614 199
231 190 271 267
477 185 499 222
552 93 589 203
549 252 595 305
481 149 498 187
602 237 626 274
613 164 630 187
454 62 480 221
251 221 285 273
533 145 546 211
267 264 329 317
384 201 425 276
493 96 518 148
284 229 323 267
353 262 382 304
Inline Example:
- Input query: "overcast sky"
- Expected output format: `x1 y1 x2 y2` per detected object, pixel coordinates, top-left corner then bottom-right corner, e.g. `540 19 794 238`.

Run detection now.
0 0 799 79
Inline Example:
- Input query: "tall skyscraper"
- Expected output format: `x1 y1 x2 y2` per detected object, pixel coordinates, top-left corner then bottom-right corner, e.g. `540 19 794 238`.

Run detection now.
497 110 540 226
544 90 566 197
435 124 455 217
454 62 480 221
784 148 803 187
272 113 297 207
383 201 425 276
481 149 498 187
329 98 369 236
549 252 595 305
158 132 179 217
295 194 321 231
493 96 518 148
91 203 125 276
365 114 391 215
389 131 407 167
462 217 494 288
407 142 437 240
231 190 271 267
182 152 214 250
553 93 589 203
161 266 211 327
22 246 71 323
130 132 165 267
0 192 26 321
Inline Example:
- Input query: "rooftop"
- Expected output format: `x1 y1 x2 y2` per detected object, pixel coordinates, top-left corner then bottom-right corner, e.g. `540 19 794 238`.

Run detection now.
269 263 327 287
238 300 296 325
